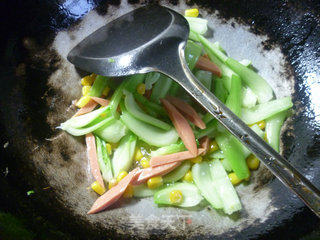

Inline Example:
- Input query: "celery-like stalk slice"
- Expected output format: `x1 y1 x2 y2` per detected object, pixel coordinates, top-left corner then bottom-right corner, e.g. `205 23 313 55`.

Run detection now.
120 110 178 147
124 91 171 130
145 72 161 90
241 96 293 125
185 40 203 71
163 161 191 183
154 182 203 207
151 142 185 157
192 162 223 209
195 70 212 90
265 111 288 152
242 86 257 108
185 17 208 35
150 74 172 103
94 120 128 143
216 132 250 180
96 136 113 182
111 134 137 177
226 58 274 103
209 160 242 214
89 75 110 97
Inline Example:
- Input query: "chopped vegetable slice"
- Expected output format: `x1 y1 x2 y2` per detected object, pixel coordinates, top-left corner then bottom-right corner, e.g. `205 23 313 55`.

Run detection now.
96 136 113 182
161 99 197 156
124 91 171 130
226 58 274 103
225 72 242 117
150 75 172 103
88 168 139 214
213 75 228 103
166 96 206 129
124 74 145 92
242 87 258 108
209 160 242 214
265 111 288 152
195 70 212 90
154 182 203 207
86 133 105 189
133 184 158 197
196 34 228 62
163 160 191 183
120 110 178 147
185 17 208 35
145 72 161 90
215 132 250 180
241 96 293 125
185 40 203 71
88 75 109 97
94 119 128 143
151 142 186 157
192 162 223 209
112 134 137 177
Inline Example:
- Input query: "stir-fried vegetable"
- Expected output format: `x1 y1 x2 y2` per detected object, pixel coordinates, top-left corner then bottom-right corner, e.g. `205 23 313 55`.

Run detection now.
60 8 293 216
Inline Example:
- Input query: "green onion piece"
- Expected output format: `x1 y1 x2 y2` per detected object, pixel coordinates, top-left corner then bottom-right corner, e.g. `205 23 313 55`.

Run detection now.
239 59 252 68
189 30 199 42
124 90 171 130
192 161 223 209
111 134 137 177
265 111 288 152
163 161 191 183
220 158 232 172
226 58 274 103
241 96 293 125
209 160 242 214
154 182 203 207
215 132 250 180
96 136 113 182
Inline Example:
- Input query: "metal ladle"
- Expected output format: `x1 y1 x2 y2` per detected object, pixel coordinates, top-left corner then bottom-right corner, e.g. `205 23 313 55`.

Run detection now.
67 5 320 217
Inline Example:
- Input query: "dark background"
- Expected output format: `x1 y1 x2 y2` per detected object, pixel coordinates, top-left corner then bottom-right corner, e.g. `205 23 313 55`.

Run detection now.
0 0 320 239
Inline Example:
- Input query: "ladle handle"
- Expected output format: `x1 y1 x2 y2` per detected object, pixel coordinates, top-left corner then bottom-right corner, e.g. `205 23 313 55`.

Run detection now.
162 43 320 218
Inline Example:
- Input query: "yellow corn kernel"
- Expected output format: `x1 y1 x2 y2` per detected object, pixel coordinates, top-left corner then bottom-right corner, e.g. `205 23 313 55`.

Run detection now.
140 158 150 168
76 95 91 108
81 75 94 86
257 120 266 130
108 178 117 189
90 73 97 79
246 155 260 170
117 171 128 183
228 172 242 185
147 176 163 189
185 8 199 18
136 83 146 95
169 190 183 204
106 143 112 155
209 140 219 153
190 155 202 164
102 86 110 97
135 148 143 161
123 185 133 198
82 86 91 96
91 181 106 195
182 170 193 182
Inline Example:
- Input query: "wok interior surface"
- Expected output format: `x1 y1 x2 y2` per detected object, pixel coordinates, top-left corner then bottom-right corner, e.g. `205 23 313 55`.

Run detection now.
0 0 320 239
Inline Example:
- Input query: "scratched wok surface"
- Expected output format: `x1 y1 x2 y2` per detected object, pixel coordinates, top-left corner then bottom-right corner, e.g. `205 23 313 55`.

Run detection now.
0 0 320 239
